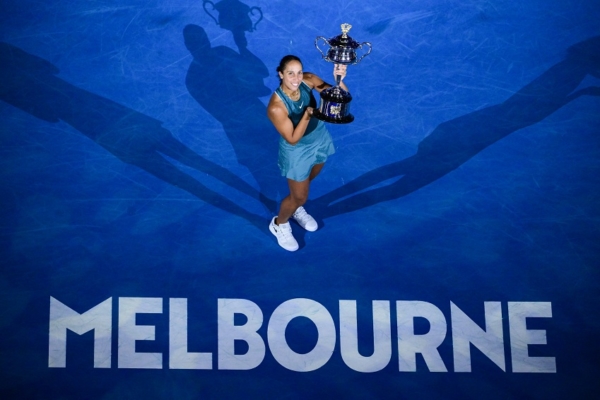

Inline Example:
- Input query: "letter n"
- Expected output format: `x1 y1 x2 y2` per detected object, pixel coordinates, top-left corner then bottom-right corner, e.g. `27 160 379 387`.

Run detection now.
451 302 505 372
48 297 112 368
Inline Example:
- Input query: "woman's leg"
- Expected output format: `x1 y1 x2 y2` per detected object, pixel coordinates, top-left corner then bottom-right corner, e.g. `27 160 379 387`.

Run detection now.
308 163 324 181
276 163 325 224
276 178 310 224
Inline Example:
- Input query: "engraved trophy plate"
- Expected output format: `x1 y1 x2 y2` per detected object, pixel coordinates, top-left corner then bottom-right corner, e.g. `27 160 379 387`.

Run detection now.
313 23 371 124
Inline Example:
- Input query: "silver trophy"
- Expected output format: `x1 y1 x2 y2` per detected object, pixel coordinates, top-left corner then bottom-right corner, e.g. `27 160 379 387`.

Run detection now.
314 23 372 124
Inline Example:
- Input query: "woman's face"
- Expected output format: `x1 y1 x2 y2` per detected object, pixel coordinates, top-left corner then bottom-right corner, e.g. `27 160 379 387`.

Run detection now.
279 60 303 92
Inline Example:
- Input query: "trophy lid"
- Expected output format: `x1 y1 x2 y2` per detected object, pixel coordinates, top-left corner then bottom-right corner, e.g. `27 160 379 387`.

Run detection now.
327 23 362 49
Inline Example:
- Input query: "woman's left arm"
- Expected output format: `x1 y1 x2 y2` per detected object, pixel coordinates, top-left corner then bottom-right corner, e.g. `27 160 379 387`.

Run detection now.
304 64 348 93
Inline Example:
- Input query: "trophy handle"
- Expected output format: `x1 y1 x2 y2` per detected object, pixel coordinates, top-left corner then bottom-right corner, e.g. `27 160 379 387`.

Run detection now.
355 41 373 64
203 1 219 26
315 36 331 60
249 7 263 31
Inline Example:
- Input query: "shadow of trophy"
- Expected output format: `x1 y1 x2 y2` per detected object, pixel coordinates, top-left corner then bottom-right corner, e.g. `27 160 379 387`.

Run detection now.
203 0 263 48
314 23 372 124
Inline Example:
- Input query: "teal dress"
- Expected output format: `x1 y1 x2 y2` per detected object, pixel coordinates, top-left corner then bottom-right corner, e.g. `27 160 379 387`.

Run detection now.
275 81 335 181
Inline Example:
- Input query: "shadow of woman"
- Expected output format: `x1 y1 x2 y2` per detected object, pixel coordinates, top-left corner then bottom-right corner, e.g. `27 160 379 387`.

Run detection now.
183 20 282 214
313 35 600 218
0 41 266 231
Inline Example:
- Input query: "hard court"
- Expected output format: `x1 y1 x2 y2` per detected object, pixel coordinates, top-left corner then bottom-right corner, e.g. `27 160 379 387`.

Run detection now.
1 0 599 399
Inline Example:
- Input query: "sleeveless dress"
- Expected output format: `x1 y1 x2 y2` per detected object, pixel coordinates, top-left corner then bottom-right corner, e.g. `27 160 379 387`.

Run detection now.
275 81 335 181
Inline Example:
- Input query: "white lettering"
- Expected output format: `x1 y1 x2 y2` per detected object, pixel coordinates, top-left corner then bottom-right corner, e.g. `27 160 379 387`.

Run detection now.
118 297 163 369
47 297 557 373
339 300 392 372
48 297 112 368
508 302 556 373
451 302 505 372
397 301 448 372
217 298 265 370
268 298 336 372
169 298 212 369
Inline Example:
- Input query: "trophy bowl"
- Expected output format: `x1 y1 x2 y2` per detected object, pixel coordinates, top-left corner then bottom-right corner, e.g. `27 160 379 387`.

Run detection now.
315 23 372 65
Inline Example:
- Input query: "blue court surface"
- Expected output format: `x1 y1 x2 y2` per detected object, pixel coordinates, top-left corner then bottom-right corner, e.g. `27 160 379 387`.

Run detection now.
1 0 599 399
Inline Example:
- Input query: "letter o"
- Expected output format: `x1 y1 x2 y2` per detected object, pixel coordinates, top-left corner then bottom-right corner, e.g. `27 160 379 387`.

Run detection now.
267 298 336 372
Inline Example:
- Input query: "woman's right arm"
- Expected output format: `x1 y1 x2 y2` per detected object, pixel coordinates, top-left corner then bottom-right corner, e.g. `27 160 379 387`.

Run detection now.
267 95 314 145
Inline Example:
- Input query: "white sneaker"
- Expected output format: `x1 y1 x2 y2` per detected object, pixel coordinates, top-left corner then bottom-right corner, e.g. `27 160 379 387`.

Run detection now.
292 206 318 232
269 217 299 251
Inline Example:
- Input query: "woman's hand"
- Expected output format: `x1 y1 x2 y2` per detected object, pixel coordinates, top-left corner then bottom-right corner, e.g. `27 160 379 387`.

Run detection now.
304 106 314 119
334 64 347 81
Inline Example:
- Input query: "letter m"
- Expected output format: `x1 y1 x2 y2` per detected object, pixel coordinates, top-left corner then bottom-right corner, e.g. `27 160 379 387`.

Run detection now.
48 297 112 368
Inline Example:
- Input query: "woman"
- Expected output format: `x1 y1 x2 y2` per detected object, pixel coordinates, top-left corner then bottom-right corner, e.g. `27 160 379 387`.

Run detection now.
267 55 348 251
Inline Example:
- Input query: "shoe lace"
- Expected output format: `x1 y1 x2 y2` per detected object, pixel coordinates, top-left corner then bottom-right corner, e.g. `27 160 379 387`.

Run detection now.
294 206 309 221
276 221 293 238
283 224 294 237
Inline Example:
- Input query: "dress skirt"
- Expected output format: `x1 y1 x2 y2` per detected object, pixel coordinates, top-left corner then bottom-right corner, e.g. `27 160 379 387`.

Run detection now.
277 121 335 182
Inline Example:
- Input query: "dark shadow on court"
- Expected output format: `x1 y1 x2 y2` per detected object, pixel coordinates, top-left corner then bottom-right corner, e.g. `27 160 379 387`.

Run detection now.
314 35 600 218
184 0 282 214
0 42 266 231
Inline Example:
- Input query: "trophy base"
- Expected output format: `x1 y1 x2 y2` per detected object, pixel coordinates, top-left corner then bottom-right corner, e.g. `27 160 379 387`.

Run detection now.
313 109 354 124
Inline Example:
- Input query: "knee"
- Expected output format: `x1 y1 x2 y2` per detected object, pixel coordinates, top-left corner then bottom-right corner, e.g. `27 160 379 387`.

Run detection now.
287 180 310 207
290 193 308 206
